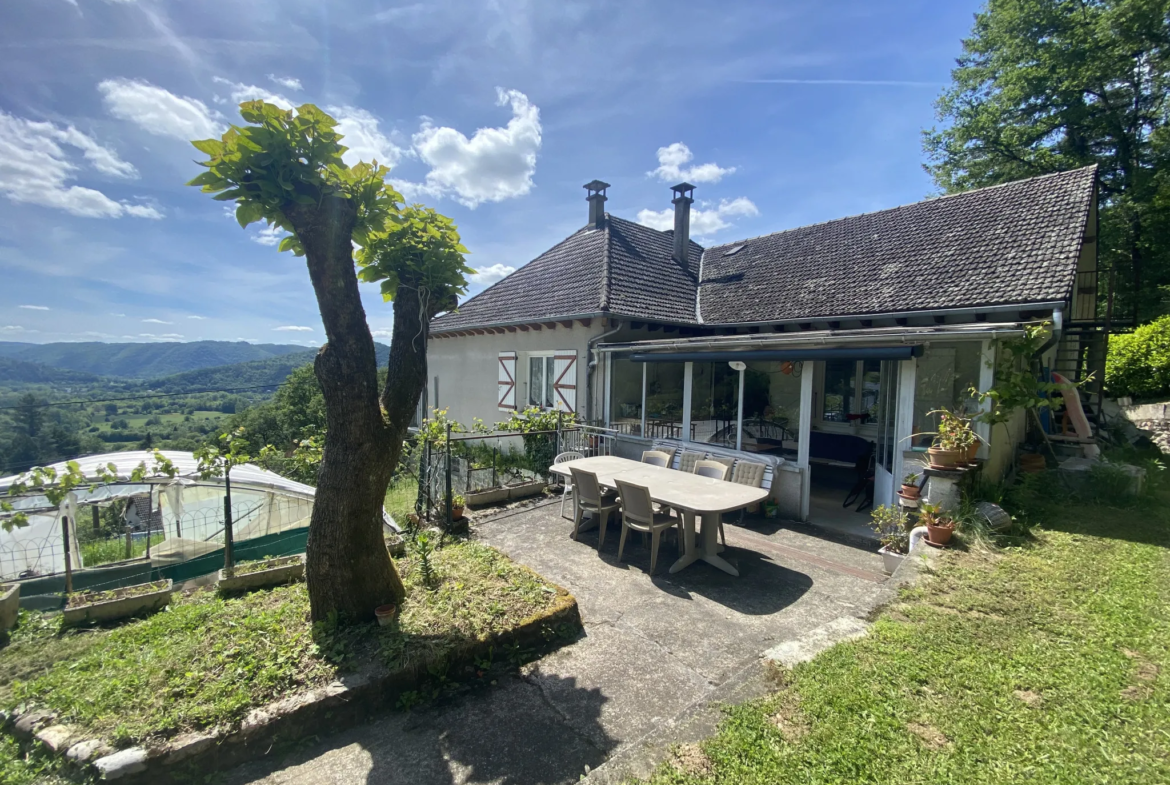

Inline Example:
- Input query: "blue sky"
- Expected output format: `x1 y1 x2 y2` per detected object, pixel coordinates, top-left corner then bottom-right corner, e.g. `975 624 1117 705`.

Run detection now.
0 0 981 346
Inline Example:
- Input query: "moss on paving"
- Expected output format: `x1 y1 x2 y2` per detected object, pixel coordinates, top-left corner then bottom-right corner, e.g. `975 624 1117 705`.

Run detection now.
641 469 1170 785
0 540 560 748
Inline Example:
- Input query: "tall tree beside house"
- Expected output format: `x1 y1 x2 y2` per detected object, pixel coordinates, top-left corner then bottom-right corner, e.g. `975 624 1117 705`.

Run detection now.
188 101 473 623
924 0 1170 321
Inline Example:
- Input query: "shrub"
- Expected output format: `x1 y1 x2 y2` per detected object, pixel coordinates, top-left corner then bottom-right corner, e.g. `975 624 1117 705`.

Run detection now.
1105 315 1170 399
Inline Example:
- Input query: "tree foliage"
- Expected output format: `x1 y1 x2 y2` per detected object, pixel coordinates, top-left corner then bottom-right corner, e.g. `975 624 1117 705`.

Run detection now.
924 0 1170 319
1105 314 1170 396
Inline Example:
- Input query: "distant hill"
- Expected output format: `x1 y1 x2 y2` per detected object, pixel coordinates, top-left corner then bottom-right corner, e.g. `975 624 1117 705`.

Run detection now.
0 356 104 385
143 343 391 393
0 341 310 379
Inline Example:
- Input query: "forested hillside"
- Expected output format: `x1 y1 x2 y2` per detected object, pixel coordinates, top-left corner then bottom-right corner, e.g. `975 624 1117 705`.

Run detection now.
0 357 104 385
0 341 308 379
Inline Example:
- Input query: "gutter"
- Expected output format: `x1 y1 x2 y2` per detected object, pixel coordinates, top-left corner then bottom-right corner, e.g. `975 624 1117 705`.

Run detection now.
586 319 623 422
428 300 1064 336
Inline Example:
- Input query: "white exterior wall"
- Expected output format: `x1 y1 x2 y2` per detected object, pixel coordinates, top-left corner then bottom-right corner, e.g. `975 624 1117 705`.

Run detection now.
427 322 606 427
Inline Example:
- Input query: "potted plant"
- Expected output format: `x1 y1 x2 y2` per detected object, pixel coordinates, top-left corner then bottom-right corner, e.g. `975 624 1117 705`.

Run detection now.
921 409 975 470
451 494 466 521
899 472 921 499
62 579 173 627
918 502 956 546
217 555 305 594
0 583 19 634
869 505 910 574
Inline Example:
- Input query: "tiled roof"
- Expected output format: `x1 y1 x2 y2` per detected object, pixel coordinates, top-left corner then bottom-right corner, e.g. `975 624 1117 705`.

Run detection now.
432 166 1097 332
431 215 701 331
698 165 1097 324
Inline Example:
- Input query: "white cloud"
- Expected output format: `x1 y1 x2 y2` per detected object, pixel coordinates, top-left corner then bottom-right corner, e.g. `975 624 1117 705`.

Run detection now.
274 325 313 332
99 78 224 140
213 77 294 110
0 109 158 219
159 333 184 339
470 263 515 286
268 75 303 91
1 325 35 333
110 313 126 318
649 143 734 184
251 224 287 246
402 88 541 208
329 106 406 168
142 318 173 324
123 203 163 219
187 315 207 320
78 331 115 338
371 329 392 339
636 197 759 238
18 305 50 310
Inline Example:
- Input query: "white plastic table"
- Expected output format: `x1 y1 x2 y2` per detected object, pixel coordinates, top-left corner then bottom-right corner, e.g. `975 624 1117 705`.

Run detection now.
549 455 768 577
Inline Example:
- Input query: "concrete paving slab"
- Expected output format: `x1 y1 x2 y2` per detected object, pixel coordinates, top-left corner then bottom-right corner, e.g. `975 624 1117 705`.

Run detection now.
223 500 889 785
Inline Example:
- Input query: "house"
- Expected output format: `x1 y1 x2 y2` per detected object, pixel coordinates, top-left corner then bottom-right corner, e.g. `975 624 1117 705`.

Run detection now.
428 167 1103 530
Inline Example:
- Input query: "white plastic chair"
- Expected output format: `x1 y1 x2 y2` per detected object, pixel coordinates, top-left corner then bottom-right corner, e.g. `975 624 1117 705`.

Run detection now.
694 459 729 481
554 451 585 519
641 449 672 468
615 479 681 575
570 467 621 550
694 459 730 546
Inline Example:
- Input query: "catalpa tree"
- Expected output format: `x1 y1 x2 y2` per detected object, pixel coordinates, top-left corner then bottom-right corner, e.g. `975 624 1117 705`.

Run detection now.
188 102 472 623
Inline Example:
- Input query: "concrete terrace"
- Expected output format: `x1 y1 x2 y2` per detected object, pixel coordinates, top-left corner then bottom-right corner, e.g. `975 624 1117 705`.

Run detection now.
224 501 890 785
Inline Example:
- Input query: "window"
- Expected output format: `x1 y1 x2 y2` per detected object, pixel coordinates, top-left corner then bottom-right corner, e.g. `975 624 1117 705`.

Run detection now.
528 355 556 408
911 342 982 448
819 359 882 425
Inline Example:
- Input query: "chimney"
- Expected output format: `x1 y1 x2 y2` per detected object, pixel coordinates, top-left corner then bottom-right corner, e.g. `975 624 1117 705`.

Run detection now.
584 180 610 229
671 182 696 269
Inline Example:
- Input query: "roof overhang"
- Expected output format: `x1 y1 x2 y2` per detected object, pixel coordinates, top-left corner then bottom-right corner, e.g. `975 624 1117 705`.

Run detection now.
599 322 1028 356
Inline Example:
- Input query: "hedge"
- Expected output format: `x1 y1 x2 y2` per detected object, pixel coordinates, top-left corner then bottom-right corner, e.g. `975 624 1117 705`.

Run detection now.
1105 315 1170 399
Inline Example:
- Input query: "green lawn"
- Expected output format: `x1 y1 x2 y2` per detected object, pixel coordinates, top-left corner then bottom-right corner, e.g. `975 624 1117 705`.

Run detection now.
0 540 562 749
642 467 1170 784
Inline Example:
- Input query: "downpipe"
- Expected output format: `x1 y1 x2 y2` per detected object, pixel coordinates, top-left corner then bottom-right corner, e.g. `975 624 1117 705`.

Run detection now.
585 319 623 422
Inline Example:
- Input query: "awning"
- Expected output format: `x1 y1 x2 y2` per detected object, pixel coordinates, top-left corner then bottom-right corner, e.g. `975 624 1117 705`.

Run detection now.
600 322 1026 357
629 346 923 363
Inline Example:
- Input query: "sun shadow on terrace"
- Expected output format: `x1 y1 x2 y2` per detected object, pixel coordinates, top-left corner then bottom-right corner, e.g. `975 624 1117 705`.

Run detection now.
571 524 814 617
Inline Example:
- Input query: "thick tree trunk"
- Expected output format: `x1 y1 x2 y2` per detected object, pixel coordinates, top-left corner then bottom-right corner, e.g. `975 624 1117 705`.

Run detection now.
288 197 406 623
380 282 431 480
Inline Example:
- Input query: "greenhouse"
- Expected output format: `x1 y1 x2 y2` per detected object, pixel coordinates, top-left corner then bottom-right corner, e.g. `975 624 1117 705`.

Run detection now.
0 451 392 589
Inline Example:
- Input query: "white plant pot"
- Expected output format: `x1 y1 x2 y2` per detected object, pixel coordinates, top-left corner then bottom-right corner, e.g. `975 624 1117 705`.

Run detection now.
0 583 19 633
878 546 906 576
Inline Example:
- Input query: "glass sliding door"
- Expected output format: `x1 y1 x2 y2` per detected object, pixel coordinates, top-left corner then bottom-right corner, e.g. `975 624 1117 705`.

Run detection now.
873 359 899 505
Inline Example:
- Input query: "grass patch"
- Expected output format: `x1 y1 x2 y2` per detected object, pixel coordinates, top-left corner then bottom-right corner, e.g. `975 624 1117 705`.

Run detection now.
0 540 561 748
640 468 1170 784
231 555 301 576
384 475 420 525
78 533 164 568
0 734 83 785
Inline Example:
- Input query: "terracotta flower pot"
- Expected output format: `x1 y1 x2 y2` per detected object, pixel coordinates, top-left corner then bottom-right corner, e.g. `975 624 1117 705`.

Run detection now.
375 604 399 626
927 447 961 469
900 484 921 499
926 522 955 546
964 443 979 465
1019 454 1046 474
452 505 465 520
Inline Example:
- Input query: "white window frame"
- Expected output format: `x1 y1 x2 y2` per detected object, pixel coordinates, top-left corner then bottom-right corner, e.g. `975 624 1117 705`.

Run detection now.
525 351 558 410
814 359 882 435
